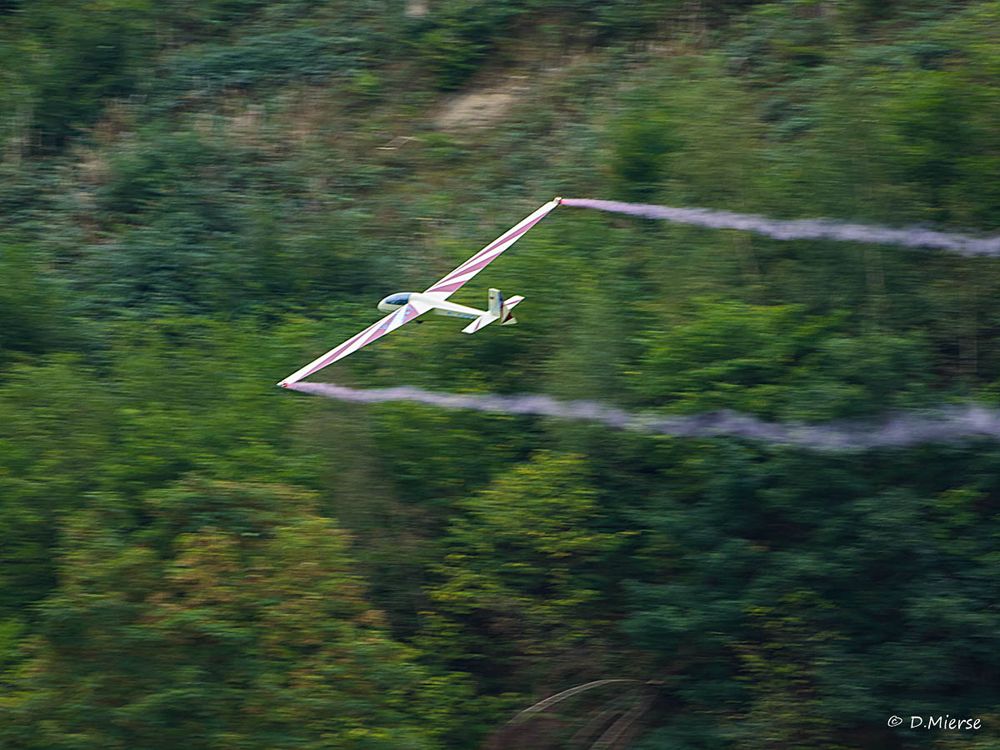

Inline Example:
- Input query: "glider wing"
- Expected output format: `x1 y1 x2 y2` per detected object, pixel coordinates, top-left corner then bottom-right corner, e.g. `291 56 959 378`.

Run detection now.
422 198 561 299
278 298 434 386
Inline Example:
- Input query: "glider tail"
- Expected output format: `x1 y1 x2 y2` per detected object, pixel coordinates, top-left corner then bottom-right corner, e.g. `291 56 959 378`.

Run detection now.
500 294 524 325
462 289 524 334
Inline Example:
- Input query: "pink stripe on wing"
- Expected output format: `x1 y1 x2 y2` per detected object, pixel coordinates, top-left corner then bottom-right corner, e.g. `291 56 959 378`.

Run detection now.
458 222 529 266
445 248 511 279
361 308 402 346
453 220 538 272
309 328 373 372
427 220 544 293
424 200 559 298
427 280 464 294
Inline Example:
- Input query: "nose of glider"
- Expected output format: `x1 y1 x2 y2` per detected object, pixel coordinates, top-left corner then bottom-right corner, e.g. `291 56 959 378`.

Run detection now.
378 292 412 312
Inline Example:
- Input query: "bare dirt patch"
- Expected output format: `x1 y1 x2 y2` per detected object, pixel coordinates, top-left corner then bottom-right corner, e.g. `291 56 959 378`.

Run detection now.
433 77 531 130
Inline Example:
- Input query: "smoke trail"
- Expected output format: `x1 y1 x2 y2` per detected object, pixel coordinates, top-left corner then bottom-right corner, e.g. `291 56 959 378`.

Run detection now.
561 198 1000 256
289 382 1000 451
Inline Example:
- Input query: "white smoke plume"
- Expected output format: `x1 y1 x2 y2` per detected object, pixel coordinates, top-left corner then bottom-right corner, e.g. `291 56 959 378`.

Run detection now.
289 382 1000 451
561 198 1000 255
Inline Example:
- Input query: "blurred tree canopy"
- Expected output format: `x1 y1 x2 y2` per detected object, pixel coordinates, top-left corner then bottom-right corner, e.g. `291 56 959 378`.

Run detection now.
1 0 999 748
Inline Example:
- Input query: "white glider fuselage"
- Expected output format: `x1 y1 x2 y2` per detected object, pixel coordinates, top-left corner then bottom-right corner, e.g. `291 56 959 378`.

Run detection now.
378 292 482 320
379 289 524 334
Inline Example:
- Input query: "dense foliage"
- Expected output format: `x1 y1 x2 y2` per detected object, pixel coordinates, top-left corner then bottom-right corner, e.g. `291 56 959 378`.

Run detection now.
1 1 999 748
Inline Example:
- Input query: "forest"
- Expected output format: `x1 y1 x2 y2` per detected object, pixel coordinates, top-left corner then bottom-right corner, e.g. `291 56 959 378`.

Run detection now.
1 1 998 748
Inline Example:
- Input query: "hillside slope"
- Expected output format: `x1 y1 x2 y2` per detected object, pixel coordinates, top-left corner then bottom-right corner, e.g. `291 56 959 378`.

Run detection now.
2 2 999 748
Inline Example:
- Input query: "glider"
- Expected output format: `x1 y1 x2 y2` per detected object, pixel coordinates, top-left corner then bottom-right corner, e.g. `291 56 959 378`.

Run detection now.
278 197 562 387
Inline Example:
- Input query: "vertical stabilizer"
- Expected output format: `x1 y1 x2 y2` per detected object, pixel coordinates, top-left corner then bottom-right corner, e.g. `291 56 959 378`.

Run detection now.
488 288 504 317
464 290 525 333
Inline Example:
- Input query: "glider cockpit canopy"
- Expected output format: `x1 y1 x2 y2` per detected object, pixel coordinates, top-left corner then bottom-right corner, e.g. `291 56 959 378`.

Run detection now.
379 293 412 308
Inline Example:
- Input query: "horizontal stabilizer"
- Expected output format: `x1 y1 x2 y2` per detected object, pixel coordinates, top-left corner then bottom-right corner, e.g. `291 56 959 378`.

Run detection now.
501 294 524 325
462 313 499 334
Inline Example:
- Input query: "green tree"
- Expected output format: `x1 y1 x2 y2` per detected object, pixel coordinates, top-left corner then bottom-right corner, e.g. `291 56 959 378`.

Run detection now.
0 479 461 749
424 452 624 696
